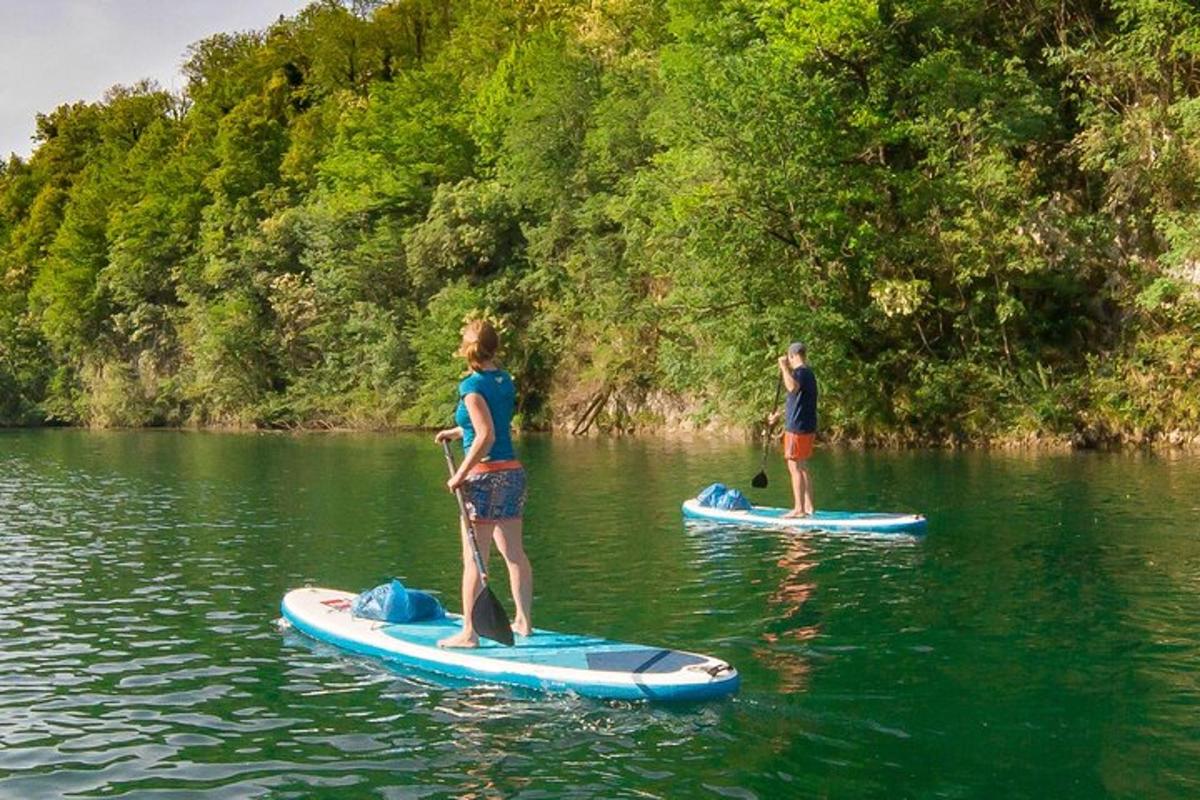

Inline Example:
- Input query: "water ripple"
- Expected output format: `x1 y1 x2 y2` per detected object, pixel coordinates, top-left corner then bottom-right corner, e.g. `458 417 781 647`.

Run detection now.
2 432 1199 798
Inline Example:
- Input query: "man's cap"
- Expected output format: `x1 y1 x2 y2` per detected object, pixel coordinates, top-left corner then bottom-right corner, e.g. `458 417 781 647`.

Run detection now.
787 341 807 356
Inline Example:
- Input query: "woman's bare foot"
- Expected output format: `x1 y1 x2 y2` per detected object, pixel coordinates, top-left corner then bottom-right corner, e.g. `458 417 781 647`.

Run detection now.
782 509 810 519
512 617 533 637
437 630 479 648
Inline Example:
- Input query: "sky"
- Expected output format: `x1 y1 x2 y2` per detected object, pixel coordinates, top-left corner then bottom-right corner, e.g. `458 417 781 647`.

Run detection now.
0 0 312 160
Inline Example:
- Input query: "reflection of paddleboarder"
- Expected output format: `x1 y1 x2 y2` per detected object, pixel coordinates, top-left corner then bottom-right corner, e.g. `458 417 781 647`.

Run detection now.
777 342 818 518
759 537 819 694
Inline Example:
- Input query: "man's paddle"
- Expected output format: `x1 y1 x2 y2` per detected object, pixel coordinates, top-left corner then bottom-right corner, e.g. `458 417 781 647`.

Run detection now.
751 375 784 489
441 440 514 646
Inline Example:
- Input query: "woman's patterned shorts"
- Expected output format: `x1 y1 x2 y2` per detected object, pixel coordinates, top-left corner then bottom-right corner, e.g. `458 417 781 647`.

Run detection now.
463 466 527 521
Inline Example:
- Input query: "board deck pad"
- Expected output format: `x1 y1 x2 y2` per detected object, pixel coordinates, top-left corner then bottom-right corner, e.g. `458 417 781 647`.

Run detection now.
682 498 927 535
281 587 739 702
585 649 706 673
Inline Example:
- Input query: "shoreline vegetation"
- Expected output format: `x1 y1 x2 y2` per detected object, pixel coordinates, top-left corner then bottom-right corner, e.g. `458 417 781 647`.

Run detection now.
5 418 1200 451
2 1 1199 449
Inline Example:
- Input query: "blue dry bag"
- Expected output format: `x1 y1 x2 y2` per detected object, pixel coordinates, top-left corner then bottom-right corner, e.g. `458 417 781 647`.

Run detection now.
696 483 729 507
352 579 445 623
715 488 752 511
696 482 753 511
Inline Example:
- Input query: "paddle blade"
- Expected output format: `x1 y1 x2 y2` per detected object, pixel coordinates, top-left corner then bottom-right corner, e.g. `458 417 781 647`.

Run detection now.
471 585 514 646
751 469 768 489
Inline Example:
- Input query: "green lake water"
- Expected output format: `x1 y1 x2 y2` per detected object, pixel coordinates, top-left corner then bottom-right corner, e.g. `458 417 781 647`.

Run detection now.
1 429 1198 798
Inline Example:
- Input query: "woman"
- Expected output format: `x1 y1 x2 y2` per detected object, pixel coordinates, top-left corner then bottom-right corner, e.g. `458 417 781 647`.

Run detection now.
434 319 534 647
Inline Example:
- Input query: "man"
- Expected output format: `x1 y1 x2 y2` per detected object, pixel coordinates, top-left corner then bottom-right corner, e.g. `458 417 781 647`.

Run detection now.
778 341 818 517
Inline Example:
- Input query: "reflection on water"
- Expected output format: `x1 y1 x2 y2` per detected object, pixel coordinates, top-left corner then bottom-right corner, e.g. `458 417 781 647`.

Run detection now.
759 538 819 694
0 430 1198 798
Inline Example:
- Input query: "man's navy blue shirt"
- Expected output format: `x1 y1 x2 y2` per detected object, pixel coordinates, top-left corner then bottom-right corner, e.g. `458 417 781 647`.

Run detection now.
785 366 818 434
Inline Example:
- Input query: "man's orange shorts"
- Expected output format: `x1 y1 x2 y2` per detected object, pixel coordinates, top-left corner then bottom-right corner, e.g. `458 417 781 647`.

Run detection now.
783 432 815 461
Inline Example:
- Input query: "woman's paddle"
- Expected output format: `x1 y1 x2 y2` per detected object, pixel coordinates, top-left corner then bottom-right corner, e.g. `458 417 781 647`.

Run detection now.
441 440 514 646
751 375 783 489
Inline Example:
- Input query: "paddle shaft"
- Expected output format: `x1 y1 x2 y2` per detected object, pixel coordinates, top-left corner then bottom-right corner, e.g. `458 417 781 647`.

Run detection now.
441 441 490 582
761 375 783 464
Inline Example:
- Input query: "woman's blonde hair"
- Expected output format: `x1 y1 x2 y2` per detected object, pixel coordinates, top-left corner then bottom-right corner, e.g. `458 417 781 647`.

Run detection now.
458 319 500 369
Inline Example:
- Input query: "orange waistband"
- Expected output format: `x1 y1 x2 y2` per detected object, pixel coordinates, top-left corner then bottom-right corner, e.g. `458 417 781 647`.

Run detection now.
468 459 523 475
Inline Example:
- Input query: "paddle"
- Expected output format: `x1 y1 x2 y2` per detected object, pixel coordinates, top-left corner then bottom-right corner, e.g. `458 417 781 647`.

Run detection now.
751 375 784 489
441 440 515 646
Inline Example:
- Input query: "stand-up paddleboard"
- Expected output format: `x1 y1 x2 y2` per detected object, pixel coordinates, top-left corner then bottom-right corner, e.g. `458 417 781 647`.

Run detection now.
682 499 927 535
281 587 739 702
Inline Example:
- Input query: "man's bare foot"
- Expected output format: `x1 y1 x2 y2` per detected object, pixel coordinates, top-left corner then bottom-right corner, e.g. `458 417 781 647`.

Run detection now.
438 631 479 648
512 618 533 637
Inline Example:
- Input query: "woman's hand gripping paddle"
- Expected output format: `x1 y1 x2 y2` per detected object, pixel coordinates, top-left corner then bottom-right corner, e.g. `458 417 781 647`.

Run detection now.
441 441 515 646
752 375 784 489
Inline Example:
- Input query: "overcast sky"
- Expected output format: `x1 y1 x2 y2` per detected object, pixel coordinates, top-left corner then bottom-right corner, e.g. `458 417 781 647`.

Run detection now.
0 0 312 160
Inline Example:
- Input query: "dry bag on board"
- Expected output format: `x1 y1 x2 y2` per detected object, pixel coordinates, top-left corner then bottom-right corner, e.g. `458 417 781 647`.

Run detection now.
696 483 752 511
352 579 445 623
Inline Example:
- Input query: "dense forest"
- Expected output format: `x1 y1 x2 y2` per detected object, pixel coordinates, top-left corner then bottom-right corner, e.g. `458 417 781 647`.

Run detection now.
1 0 1198 445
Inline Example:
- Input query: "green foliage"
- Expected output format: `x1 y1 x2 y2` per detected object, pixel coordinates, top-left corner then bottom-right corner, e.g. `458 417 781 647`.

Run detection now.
30 166 112 359
401 279 486 426
404 178 523 299
181 289 273 423
0 0 1197 444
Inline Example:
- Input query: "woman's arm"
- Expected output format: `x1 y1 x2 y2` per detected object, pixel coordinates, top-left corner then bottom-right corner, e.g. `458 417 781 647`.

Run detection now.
447 394 495 490
434 426 464 443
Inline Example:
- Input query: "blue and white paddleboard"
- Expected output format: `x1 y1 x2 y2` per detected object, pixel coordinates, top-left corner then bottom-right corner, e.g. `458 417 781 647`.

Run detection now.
682 498 927 535
280 587 739 702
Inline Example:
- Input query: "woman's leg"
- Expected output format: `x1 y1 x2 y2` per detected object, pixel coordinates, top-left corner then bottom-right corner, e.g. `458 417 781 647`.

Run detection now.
438 518 495 648
492 517 533 636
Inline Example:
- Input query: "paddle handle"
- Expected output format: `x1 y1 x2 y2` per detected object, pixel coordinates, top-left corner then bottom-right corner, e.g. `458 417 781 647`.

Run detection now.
441 440 490 583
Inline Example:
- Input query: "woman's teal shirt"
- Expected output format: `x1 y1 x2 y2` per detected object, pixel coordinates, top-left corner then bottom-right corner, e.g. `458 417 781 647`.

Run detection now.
455 369 516 461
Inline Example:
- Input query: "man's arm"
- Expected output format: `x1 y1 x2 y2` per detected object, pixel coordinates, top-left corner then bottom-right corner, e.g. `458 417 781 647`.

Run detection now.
778 357 798 392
